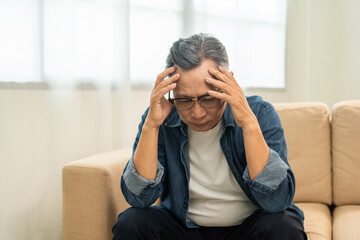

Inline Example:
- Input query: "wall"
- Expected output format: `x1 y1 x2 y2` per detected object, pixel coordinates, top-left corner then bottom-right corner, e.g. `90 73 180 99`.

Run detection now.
283 0 360 106
0 89 132 239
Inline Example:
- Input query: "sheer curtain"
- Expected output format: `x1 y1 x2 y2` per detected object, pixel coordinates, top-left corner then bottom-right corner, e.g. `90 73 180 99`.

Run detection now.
130 0 287 89
193 0 287 88
0 0 132 239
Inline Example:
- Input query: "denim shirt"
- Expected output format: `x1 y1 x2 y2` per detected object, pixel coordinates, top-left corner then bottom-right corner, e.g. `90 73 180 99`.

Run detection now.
121 95 304 227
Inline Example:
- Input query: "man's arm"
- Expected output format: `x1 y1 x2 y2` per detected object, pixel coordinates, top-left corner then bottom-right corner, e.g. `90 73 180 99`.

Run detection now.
120 67 180 207
206 66 269 179
132 122 161 180
206 66 295 212
241 103 294 212
133 66 179 180
242 120 270 180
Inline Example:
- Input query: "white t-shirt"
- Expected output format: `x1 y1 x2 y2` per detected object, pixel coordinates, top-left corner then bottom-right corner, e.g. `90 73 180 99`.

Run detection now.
187 120 259 227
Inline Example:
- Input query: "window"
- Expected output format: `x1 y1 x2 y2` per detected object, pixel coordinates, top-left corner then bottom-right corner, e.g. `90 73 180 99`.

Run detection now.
0 0 287 89
0 0 40 83
193 0 287 88
129 0 183 85
43 0 122 88
130 0 287 88
0 0 125 88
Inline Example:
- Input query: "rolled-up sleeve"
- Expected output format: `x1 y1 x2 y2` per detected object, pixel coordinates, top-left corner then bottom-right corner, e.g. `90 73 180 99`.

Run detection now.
123 157 164 196
242 148 289 193
120 107 165 208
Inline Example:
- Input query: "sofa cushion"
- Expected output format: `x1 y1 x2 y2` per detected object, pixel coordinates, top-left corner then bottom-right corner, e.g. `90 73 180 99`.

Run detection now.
296 203 331 240
332 100 360 205
333 205 360 240
274 103 332 205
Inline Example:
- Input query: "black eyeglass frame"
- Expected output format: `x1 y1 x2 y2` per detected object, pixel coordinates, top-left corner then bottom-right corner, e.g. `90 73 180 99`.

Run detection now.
167 91 223 110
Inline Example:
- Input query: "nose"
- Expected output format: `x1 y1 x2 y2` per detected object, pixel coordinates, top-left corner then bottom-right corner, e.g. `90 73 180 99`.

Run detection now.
191 101 206 119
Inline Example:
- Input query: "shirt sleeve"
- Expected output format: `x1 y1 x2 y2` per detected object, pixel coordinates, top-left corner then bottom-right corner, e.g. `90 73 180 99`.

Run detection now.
120 107 166 208
242 148 289 193
122 156 164 196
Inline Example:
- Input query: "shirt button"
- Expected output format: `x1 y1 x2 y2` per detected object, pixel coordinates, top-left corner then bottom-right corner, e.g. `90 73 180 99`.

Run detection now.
183 203 187 208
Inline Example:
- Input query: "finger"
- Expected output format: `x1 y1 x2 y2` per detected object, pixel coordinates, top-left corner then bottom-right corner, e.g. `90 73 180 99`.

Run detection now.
208 67 239 91
152 82 177 102
218 66 233 79
154 66 177 87
152 73 179 102
208 89 230 102
219 66 239 86
208 67 229 83
205 77 234 95
157 73 180 90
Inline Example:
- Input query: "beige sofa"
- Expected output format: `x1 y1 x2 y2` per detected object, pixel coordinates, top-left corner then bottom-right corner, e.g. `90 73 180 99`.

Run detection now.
62 100 360 240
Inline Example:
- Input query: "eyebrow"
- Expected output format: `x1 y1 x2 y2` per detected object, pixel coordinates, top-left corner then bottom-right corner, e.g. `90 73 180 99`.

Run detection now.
174 93 210 99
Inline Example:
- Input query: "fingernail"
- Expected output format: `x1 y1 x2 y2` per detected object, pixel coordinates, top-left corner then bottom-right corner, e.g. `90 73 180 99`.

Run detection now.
209 68 215 72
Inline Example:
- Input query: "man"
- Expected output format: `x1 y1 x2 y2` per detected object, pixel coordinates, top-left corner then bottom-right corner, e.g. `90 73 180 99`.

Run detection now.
113 33 306 239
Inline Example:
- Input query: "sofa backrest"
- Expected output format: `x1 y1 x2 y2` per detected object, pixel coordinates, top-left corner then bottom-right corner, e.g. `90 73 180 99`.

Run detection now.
274 102 332 205
332 100 360 206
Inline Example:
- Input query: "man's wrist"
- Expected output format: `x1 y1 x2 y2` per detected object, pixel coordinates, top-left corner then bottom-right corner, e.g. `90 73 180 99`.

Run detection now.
241 115 259 134
143 118 161 132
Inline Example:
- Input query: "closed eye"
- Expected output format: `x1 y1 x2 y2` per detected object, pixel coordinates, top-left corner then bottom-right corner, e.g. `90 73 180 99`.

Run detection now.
176 98 193 102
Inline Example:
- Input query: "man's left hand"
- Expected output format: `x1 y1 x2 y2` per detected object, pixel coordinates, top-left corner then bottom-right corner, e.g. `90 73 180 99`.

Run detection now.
206 66 257 131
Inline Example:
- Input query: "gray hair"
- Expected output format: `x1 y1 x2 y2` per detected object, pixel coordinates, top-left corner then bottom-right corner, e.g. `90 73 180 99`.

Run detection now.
165 33 229 71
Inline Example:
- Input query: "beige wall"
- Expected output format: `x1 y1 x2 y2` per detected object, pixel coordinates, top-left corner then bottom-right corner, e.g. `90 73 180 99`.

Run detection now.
0 0 360 239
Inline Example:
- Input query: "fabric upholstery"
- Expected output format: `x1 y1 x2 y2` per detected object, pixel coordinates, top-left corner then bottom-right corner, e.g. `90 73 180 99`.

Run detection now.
333 205 360 240
274 103 332 205
296 203 332 240
62 148 132 240
332 100 360 205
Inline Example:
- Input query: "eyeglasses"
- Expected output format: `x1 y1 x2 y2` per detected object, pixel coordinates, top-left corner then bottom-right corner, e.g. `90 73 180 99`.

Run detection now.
167 92 223 111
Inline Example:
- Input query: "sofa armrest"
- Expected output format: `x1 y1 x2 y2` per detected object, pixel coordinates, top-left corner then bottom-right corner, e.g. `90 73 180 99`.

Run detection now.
62 148 132 240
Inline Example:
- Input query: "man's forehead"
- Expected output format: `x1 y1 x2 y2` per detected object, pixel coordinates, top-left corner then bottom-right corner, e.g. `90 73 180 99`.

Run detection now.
173 80 216 97
171 59 218 95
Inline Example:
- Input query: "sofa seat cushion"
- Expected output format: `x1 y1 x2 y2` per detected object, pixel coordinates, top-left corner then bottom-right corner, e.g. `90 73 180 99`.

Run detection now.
296 203 332 240
333 205 360 240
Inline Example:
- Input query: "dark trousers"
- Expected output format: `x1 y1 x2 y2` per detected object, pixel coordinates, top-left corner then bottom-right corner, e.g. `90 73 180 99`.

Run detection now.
112 207 307 240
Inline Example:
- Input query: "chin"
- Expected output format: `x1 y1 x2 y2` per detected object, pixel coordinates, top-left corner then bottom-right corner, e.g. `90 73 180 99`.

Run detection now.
190 123 211 132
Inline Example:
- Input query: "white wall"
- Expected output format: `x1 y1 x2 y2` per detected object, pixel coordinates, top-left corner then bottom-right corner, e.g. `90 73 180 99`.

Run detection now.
0 89 132 239
1 0 360 239
284 0 360 107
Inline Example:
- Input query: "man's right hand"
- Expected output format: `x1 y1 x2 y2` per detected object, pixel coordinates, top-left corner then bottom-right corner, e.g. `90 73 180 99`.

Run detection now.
146 66 180 128
133 66 179 180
